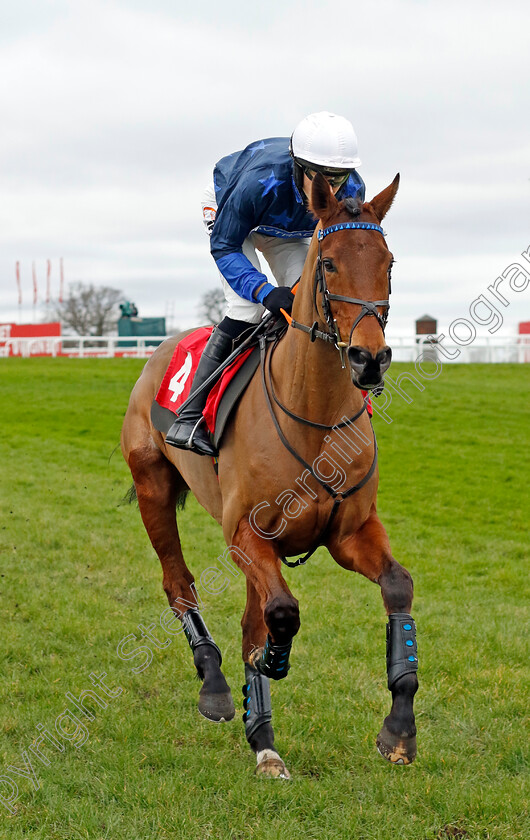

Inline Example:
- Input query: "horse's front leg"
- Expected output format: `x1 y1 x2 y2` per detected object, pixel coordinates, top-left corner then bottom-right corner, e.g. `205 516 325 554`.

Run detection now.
328 509 419 764
230 517 300 780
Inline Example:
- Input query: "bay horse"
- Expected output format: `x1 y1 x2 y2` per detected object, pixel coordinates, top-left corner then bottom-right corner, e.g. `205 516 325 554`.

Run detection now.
121 173 418 779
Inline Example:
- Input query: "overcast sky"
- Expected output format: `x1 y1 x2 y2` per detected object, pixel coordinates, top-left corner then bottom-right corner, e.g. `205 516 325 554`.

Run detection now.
1 0 529 336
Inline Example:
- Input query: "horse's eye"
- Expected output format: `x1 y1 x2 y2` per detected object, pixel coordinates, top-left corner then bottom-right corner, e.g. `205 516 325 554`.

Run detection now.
322 259 336 272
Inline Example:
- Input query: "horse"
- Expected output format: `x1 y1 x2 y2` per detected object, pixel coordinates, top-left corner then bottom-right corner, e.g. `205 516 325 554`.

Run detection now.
121 172 419 779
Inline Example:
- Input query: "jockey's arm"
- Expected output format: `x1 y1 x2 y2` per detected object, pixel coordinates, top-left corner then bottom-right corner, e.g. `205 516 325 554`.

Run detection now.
212 251 274 304
209 191 275 304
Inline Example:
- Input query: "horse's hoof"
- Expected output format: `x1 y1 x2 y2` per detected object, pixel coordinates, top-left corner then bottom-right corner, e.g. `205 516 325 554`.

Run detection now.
255 750 291 780
376 725 417 765
198 690 235 722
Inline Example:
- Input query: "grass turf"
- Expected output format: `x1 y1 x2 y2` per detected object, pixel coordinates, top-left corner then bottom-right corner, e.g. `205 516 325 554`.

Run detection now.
0 358 528 839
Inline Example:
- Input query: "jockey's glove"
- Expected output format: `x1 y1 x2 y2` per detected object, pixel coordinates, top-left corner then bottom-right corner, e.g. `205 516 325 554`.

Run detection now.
263 287 295 316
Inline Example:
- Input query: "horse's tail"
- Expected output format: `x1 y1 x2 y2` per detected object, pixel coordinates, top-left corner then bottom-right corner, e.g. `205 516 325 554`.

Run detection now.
176 488 189 510
121 483 138 506
120 481 189 510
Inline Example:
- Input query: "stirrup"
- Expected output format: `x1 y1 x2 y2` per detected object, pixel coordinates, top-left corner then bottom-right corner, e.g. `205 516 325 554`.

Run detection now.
168 417 217 457
187 418 217 456
182 417 202 450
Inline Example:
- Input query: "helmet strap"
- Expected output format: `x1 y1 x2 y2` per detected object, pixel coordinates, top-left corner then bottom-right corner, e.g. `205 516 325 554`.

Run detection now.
289 135 309 207
293 161 306 201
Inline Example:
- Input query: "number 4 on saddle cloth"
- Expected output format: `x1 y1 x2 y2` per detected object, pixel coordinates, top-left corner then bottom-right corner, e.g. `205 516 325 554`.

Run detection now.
150 325 372 455
151 326 260 452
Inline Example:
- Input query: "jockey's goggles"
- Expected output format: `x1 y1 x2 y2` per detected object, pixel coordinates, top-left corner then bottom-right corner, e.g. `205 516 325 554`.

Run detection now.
301 165 351 189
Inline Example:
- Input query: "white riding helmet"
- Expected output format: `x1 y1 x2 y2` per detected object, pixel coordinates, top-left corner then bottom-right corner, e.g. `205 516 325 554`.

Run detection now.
290 111 361 170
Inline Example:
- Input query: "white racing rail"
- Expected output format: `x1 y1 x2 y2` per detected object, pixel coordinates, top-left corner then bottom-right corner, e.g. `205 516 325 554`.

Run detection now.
1 334 529 363
0 335 168 359
389 334 530 364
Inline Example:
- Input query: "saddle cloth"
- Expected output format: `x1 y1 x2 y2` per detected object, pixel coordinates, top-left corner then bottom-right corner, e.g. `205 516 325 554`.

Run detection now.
151 327 259 447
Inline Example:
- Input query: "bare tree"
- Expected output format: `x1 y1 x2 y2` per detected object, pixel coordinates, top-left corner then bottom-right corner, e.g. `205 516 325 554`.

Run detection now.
198 288 226 324
49 282 124 335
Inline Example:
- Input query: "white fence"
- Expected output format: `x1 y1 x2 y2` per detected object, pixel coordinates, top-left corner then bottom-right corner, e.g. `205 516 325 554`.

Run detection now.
389 335 530 364
0 336 166 359
1 334 529 363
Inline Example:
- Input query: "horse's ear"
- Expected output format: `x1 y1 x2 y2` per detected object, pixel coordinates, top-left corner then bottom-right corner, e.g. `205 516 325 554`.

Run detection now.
310 172 339 222
367 173 400 222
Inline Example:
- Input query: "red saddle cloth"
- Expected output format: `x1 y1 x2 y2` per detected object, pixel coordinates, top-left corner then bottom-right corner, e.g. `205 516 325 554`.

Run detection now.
155 327 372 436
155 327 253 434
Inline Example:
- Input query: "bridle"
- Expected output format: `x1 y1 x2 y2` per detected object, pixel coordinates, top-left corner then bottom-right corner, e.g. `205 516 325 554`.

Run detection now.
285 221 393 368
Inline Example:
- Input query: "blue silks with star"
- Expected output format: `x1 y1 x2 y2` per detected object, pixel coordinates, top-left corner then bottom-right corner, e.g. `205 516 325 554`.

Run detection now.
210 137 365 304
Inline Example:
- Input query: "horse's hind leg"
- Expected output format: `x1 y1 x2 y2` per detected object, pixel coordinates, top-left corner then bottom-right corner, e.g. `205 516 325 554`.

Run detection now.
127 443 235 722
328 510 418 764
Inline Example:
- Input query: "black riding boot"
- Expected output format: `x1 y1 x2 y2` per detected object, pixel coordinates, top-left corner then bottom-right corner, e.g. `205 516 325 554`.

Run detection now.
165 328 233 456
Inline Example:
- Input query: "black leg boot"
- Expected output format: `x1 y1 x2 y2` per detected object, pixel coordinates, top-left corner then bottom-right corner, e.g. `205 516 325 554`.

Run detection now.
165 328 233 456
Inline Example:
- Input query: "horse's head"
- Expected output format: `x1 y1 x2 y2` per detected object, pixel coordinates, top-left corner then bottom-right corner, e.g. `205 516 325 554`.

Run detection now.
310 173 399 390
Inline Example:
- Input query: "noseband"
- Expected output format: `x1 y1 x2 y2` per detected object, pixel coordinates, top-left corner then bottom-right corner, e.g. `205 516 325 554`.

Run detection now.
287 221 392 367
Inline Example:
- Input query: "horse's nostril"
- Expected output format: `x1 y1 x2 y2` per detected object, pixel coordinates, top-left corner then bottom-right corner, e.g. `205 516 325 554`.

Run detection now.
348 346 372 371
377 347 392 372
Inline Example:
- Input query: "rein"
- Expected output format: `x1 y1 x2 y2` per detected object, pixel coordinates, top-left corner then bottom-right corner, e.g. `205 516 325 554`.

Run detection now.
259 334 378 568
260 220 392 568
284 221 392 368
266 337 369 431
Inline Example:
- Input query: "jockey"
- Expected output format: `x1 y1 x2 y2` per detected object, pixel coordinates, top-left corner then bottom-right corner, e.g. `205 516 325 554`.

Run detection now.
166 111 366 455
